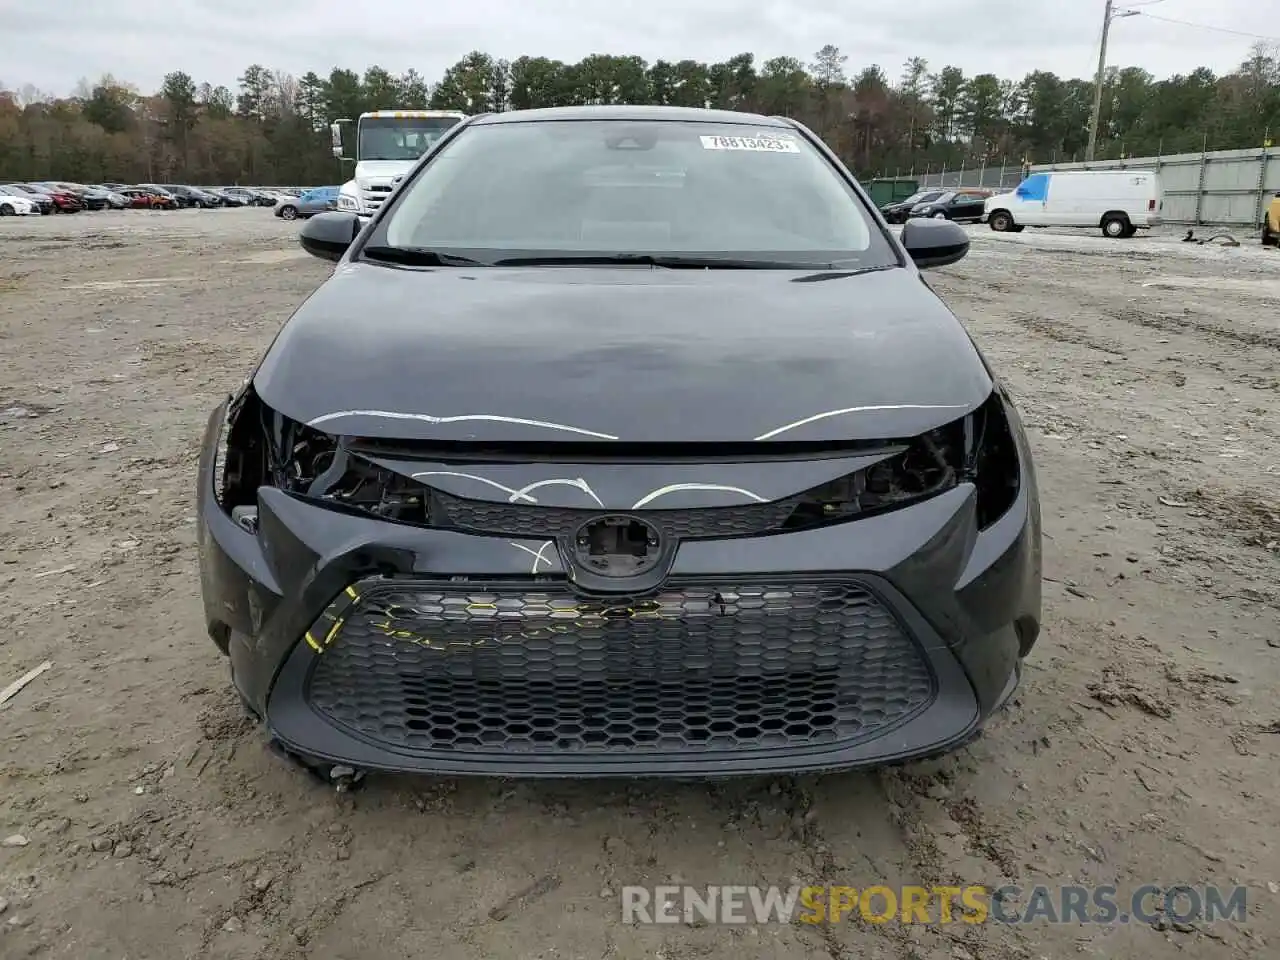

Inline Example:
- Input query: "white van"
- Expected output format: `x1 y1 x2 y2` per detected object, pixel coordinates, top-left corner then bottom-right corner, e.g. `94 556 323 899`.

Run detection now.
984 170 1163 238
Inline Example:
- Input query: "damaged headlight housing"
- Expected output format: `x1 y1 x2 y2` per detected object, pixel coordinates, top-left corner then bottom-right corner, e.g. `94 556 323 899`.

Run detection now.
212 389 1021 536
781 389 1020 532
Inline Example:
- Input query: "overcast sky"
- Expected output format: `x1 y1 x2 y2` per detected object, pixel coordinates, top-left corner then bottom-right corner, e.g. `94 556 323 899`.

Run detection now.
1 0 1274 97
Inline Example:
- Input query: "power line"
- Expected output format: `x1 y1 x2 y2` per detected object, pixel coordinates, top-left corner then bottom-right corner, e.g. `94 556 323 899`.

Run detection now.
1133 12 1280 44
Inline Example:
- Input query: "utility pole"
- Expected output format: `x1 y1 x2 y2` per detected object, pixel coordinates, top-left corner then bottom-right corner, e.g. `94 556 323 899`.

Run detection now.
1086 0 1138 162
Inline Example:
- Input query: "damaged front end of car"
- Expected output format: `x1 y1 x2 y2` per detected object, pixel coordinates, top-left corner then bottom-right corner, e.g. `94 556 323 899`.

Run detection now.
197 377 1040 780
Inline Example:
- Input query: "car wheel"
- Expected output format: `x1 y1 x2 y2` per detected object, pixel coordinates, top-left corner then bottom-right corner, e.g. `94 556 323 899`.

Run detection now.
1102 214 1129 238
0 203 13 216
932 211 948 220
989 210 1013 232
279 205 298 220
1262 225 1278 247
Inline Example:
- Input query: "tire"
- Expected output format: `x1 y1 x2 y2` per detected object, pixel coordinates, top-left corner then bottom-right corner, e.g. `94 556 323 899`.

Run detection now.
932 211 948 220
0 203 13 216
989 210 1013 232
1263 225 1278 247
1102 214 1129 238
279 205 298 221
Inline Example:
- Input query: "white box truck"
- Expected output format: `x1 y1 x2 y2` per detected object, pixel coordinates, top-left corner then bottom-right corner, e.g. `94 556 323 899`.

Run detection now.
984 170 1164 238
332 110 467 220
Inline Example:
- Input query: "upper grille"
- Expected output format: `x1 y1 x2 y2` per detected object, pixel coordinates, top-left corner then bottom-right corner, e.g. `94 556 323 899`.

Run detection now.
305 579 935 757
431 490 801 540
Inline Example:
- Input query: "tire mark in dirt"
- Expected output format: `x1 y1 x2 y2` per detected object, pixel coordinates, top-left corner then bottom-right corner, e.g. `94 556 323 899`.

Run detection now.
1004 312 1127 355
1111 306 1280 351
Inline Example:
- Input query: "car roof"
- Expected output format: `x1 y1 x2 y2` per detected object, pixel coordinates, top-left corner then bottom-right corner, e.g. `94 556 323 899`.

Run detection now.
473 105 789 127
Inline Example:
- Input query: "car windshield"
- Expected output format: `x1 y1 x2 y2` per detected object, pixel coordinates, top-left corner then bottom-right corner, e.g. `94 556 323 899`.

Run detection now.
358 116 460 161
932 192 956 203
375 118 892 268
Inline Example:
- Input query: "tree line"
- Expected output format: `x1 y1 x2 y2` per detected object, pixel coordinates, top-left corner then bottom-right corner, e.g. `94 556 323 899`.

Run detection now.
1 44 1277 186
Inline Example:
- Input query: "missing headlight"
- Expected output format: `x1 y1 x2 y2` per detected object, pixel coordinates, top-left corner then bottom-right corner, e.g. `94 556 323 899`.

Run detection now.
970 390 1020 529
215 395 430 527
280 425 429 525
780 393 1021 533
213 384 268 515
783 422 963 530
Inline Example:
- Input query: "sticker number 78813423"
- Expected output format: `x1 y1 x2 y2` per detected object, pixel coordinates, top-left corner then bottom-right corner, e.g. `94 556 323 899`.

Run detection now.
699 135 800 153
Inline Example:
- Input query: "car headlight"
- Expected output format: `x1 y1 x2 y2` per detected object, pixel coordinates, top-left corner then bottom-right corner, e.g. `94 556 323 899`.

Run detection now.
337 193 362 212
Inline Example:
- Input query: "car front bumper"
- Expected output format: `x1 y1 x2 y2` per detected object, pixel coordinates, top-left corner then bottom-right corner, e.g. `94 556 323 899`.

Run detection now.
196 406 1041 779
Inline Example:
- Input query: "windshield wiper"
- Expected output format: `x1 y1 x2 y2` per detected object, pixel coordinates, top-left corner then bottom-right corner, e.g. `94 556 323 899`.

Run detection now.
491 253 847 270
360 246 489 267
791 264 897 282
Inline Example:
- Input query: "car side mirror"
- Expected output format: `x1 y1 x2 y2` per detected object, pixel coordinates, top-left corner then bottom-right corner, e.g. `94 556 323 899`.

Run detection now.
900 218 969 269
298 212 361 262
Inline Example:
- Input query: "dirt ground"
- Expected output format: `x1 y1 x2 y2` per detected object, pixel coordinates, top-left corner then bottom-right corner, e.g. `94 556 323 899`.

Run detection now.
1 209 1277 960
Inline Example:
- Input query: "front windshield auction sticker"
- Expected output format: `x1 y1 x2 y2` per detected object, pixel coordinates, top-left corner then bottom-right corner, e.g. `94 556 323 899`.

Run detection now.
699 135 800 153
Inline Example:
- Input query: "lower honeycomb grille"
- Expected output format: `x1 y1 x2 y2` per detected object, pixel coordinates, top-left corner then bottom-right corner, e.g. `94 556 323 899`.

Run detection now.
305 579 935 756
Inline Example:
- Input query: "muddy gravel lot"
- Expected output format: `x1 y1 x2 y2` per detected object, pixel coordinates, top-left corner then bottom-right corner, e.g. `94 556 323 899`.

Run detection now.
1 210 1277 960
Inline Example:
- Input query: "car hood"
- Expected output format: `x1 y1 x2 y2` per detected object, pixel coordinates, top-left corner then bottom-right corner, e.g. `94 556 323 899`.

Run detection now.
253 263 993 444
354 160 412 186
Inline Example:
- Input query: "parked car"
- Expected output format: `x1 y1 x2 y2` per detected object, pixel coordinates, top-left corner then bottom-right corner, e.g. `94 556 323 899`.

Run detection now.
205 188 250 208
880 190 949 224
160 184 223 208
17 183 82 212
0 190 39 216
35 182 109 211
88 185 132 210
199 106 1041 784
79 185 122 210
908 189 992 223
221 186 275 207
0 185 52 215
274 186 339 220
134 184 191 208
191 187 228 207
117 187 176 210
984 170 1164 238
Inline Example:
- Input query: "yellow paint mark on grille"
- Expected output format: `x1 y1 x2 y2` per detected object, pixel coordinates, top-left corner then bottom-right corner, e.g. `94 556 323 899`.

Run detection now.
345 586 359 600
304 631 323 653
